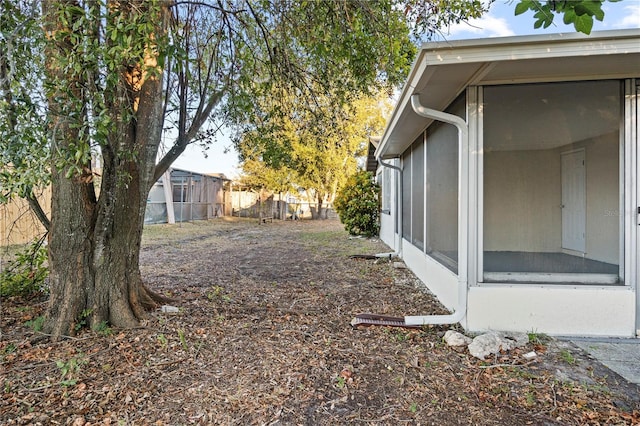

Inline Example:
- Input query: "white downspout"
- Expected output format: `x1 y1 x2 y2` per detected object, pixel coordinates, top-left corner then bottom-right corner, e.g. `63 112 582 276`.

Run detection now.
404 94 469 326
377 159 403 258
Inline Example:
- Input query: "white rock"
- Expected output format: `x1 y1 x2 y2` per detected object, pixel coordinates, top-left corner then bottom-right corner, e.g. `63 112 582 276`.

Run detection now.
468 331 529 360
443 330 473 347
160 305 180 313
392 262 406 269
522 351 538 361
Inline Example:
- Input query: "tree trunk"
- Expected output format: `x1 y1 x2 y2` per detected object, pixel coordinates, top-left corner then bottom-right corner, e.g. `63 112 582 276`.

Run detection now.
316 195 324 220
42 0 170 336
46 158 170 336
45 165 97 336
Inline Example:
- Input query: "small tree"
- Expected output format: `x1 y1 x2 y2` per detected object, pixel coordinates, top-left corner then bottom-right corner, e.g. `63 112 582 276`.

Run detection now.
334 171 380 237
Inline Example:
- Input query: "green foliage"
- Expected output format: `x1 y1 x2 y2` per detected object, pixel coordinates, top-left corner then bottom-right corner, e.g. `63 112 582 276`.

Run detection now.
207 285 232 303
178 329 188 351
514 0 619 34
226 1 417 124
334 171 380 237
0 0 50 203
238 160 297 195
75 308 94 332
2 0 169 205
93 321 113 337
157 334 168 349
559 349 577 365
44 0 169 180
2 343 16 355
236 90 392 209
405 0 491 38
25 315 45 332
227 1 487 207
0 239 49 298
227 2 489 188
56 354 87 387
527 331 550 344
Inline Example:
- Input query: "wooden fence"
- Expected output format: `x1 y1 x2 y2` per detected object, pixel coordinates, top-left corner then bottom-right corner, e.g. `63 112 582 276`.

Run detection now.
0 189 51 247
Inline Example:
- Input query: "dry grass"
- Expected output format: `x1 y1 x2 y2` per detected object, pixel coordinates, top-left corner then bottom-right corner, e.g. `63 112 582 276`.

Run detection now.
1 218 639 425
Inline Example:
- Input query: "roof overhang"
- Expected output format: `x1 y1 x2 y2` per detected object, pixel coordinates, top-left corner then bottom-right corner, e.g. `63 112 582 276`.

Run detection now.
376 29 640 159
365 136 381 173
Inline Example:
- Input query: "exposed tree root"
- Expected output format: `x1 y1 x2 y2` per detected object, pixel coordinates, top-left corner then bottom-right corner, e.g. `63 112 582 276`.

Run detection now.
142 282 177 307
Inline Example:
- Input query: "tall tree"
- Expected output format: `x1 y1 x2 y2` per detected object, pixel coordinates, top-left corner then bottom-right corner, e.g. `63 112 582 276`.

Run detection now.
2 0 490 336
41 0 171 335
235 91 392 217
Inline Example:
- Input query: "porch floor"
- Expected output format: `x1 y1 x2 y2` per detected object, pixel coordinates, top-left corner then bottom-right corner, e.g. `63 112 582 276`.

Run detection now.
483 251 619 274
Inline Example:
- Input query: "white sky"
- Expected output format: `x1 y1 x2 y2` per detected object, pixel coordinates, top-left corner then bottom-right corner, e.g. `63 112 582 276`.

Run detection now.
171 0 640 179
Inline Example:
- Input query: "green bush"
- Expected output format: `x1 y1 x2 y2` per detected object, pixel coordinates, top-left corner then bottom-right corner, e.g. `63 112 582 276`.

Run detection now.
334 171 380 237
0 239 49 298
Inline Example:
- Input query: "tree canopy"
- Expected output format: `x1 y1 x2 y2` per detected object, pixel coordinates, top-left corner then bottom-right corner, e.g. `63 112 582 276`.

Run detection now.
334 170 381 237
515 0 621 34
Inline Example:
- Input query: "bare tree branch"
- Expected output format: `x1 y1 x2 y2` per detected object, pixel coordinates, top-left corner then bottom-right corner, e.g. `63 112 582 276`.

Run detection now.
26 192 51 232
153 89 224 183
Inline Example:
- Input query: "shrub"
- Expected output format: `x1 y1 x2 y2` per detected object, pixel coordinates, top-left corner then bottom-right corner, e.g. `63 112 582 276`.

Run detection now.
334 171 380 237
0 238 49 297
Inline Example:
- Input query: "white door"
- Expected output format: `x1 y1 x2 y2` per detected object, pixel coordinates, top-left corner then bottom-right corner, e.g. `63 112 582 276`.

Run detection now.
561 150 586 253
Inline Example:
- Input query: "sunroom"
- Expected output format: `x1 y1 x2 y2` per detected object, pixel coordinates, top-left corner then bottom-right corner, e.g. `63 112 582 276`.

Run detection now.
375 29 640 337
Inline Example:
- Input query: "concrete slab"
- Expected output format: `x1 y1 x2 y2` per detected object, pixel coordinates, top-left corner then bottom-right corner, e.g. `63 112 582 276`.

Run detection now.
571 338 640 385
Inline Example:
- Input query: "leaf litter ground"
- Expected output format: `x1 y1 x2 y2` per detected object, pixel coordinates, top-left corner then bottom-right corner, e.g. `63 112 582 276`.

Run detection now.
1 218 639 425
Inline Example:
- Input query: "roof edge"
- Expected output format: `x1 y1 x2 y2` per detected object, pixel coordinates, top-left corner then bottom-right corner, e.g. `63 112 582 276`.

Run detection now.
418 28 640 52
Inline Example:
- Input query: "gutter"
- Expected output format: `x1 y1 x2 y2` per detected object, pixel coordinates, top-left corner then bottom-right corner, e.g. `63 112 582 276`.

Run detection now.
404 94 469 326
353 94 469 329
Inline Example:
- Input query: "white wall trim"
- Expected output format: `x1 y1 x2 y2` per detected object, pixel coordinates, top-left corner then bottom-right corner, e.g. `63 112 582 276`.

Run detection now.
483 273 619 285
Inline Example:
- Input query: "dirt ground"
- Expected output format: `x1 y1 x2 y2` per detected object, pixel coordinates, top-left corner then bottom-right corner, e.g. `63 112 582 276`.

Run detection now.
1 217 640 425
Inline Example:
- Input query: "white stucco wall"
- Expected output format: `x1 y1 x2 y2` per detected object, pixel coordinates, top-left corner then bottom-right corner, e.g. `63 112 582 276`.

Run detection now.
402 241 459 311
375 33 639 338
483 149 561 252
379 213 396 251
582 133 620 264
466 285 635 337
